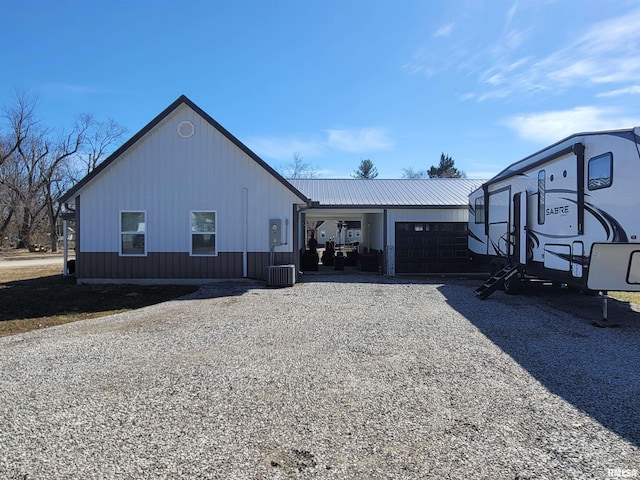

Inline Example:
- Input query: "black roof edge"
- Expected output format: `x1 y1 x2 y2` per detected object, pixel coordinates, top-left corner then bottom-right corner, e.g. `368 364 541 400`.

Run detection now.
60 94 310 204
485 143 579 188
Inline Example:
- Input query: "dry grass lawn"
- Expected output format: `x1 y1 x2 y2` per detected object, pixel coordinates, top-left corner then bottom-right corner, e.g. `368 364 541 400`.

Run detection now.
2 249 639 338
0 263 197 338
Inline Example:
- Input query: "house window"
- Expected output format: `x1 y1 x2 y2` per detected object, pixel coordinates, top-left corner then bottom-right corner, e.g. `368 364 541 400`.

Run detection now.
538 170 546 225
588 153 613 190
474 197 485 224
120 211 146 256
191 211 217 256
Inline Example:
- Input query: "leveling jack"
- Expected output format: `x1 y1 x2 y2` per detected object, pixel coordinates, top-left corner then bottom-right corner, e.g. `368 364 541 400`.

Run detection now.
591 291 620 328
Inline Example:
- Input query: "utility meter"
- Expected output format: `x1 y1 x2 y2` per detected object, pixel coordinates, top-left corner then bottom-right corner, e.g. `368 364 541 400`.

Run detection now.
269 219 282 246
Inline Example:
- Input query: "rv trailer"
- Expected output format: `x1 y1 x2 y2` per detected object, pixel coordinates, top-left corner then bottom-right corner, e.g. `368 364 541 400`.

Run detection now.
469 126 640 296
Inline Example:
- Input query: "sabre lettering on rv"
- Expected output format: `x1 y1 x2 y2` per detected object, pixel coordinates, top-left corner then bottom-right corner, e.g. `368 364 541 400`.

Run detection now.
545 205 569 216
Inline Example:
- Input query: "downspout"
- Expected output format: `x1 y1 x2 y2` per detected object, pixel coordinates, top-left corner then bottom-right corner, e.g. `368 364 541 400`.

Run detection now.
242 188 248 277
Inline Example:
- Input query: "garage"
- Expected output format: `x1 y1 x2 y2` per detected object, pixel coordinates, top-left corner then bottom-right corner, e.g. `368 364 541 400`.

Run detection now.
395 222 470 274
290 178 485 276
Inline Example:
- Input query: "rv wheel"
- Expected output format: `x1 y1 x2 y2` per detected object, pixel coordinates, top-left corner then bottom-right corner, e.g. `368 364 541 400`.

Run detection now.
503 275 521 295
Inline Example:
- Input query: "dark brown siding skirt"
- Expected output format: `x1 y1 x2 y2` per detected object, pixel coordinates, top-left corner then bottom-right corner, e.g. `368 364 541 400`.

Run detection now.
76 251 296 282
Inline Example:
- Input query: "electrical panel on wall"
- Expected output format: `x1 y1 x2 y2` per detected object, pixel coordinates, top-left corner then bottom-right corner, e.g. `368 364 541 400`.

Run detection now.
269 219 282 246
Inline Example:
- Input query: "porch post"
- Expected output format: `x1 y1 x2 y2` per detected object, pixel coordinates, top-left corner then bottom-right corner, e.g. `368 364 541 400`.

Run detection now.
63 219 68 276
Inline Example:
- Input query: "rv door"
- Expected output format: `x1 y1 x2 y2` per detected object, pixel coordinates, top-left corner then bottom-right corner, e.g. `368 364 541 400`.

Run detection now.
488 187 510 257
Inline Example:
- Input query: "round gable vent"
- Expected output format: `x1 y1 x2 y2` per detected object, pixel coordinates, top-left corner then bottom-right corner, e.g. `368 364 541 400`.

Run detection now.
178 120 195 139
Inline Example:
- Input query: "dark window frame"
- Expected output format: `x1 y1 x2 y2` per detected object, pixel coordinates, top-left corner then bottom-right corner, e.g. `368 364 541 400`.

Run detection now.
190 210 217 256
588 152 613 191
120 210 147 256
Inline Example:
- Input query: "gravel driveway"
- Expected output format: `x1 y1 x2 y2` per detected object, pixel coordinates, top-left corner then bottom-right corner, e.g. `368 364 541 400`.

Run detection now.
1 275 639 479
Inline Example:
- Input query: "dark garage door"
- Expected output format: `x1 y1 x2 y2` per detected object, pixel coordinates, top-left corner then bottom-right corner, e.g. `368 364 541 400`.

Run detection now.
395 222 470 274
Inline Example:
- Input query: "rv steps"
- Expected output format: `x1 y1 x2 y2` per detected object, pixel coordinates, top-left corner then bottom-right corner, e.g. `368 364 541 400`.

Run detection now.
475 263 520 300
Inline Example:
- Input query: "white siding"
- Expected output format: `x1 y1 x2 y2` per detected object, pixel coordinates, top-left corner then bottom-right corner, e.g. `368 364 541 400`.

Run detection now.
79 104 303 253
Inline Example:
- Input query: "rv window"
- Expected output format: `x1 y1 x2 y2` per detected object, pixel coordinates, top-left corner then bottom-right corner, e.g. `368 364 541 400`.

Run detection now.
538 170 546 224
588 153 613 190
474 197 485 224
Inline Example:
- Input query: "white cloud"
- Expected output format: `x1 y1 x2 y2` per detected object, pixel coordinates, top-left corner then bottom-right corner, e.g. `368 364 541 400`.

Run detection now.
409 6 640 101
434 23 454 38
503 106 640 144
247 127 394 162
465 170 499 180
597 85 640 97
245 136 324 161
326 127 394 153
485 8 640 98
458 92 475 101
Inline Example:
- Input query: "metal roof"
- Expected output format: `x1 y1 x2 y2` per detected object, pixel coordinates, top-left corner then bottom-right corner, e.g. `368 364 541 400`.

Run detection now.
289 178 485 207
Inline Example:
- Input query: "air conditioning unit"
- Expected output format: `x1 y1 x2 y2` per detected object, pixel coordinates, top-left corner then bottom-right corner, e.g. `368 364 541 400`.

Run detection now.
267 264 296 287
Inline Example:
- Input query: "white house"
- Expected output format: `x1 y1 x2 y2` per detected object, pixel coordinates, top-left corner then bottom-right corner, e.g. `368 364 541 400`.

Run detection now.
61 95 484 284
60 95 310 283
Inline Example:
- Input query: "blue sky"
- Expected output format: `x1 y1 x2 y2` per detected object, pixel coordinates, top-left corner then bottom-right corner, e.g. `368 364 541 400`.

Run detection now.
2 0 640 179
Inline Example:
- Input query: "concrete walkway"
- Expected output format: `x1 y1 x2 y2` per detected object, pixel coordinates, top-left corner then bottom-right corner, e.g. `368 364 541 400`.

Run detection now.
0 257 68 268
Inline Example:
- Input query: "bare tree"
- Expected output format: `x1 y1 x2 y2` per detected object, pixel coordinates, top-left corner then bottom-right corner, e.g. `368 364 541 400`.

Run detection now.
75 115 128 177
1 114 89 251
10 130 50 249
0 90 127 252
0 150 20 247
401 167 428 179
41 116 91 251
280 152 318 179
0 90 39 169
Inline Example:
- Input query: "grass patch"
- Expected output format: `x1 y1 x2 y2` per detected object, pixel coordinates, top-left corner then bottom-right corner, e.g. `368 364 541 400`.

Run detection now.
609 291 640 305
0 265 197 338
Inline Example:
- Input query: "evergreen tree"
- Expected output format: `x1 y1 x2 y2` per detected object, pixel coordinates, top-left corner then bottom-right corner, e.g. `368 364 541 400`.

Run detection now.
352 158 378 179
427 153 465 178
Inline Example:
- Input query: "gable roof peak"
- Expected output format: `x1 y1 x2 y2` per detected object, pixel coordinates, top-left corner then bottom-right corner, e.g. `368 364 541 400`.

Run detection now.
60 95 309 204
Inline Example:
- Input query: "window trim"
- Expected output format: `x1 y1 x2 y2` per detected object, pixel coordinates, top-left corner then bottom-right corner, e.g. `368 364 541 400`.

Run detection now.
119 210 147 257
190 210 218 257
588 152 613 191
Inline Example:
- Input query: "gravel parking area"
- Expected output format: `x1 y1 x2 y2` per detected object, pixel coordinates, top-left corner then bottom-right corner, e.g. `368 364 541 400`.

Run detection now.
1 275 639 479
